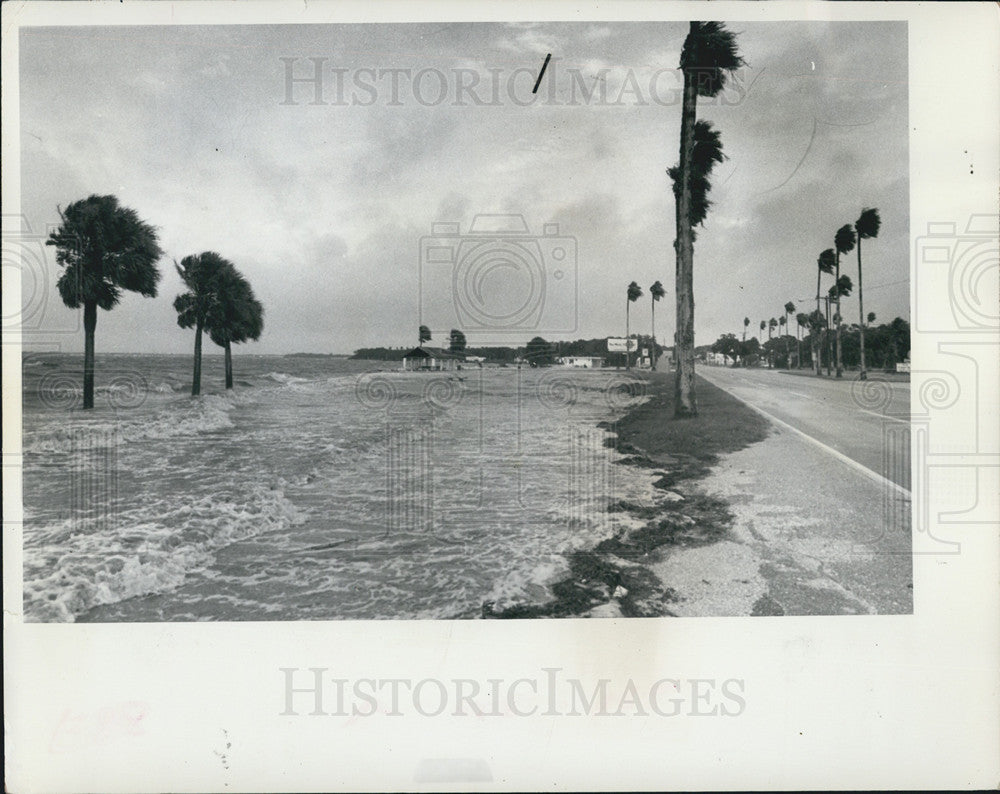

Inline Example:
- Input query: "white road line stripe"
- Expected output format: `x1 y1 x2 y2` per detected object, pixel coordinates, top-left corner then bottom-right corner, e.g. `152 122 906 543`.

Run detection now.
859 408 911 425
704 378 912 498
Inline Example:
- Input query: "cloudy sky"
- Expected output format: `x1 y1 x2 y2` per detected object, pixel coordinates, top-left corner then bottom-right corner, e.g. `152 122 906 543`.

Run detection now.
18 20 908 354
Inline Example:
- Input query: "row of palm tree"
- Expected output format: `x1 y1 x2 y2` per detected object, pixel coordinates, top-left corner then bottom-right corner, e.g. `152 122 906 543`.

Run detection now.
174 252 263 395
813 208 882 379
624 279 667 370
46 194 264 407
738 207 882 377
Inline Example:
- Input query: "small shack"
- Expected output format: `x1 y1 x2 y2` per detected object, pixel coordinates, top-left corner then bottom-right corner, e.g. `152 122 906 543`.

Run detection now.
401 346 466 371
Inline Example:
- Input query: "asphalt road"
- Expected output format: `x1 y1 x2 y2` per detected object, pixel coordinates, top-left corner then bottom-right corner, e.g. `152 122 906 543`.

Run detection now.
696 366 911 492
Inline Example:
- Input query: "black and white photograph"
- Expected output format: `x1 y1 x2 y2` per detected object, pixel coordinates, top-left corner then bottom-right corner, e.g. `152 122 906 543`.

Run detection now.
3 2 998 791
16 19 913 622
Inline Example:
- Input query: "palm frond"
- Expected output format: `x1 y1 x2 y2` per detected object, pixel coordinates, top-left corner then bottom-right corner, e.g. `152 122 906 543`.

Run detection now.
835 224 856 255
856 207 881 239
818 249 836 274
46 193 162 309
669 120 726 230
681 21 745 98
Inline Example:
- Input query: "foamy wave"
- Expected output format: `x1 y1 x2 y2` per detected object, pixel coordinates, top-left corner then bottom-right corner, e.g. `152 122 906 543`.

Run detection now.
263 372 309 385
23 482 307 622
484 555 568 613
24 395 235 454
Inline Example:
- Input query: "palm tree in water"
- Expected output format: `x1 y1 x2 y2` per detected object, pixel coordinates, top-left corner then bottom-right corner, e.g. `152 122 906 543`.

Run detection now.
208 265 264 390
46 194 162 409
174 251 232 397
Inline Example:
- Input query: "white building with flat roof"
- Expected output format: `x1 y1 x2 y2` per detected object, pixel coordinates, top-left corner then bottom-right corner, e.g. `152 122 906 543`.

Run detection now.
557 356 605 368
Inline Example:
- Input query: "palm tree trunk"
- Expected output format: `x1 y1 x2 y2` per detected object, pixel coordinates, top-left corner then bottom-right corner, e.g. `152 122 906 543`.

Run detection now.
857 238 867 380
225 340 233 389
651 299 656 370
192 319 203 397
834 254 843 378
815 270 822 376
674 46 698 417
82 300 97 410
824 298 833 377
625 299 631 370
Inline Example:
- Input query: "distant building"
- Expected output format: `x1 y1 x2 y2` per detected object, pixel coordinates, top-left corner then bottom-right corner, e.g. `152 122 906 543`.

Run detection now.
557 356 605 369
401 346 465 371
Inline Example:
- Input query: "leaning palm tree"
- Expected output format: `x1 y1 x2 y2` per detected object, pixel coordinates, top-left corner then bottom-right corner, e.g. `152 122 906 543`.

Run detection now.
46 194 162 409
626 281 643 370
795 311 809 369
650 280 666 368
816 249 836 375
854 208 881 380
174 251 232 396
207 266 264 389
670 21 744 417
833 224 856 377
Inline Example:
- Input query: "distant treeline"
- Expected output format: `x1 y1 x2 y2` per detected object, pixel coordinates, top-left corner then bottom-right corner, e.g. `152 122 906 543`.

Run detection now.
351 336 667 364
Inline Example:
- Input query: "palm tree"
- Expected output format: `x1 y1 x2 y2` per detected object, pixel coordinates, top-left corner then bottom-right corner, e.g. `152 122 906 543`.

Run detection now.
45 195 162 409
833 224 856 377
807 308 825 371
855 208 881 380
767 317 777 367
670 21 744 417
650 280 666 368
868 311 876 323
626 281 643 370
795 311 809 369
174 252 232 396
816 249 836 375
207 266 264 389
449 328 467 354
783 301 795 368
779 315 788 367
759 319 766 343
419 324 431 345
743 316 750 342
